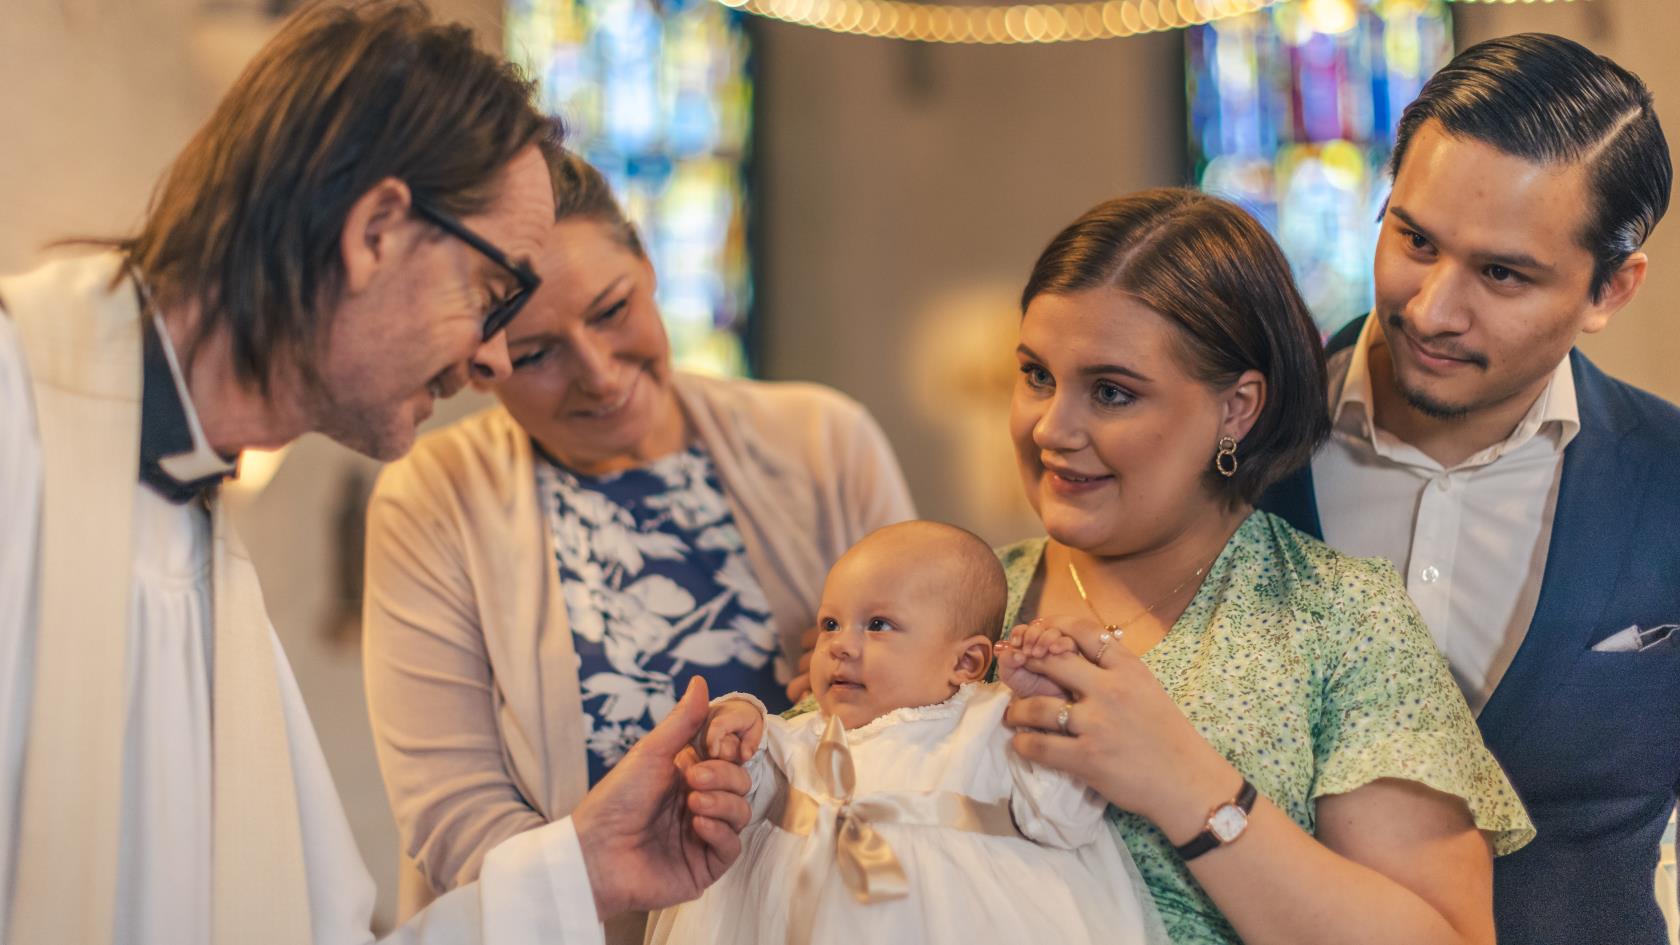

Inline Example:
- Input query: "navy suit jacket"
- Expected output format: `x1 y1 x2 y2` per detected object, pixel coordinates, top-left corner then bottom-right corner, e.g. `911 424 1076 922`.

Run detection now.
1262 316 1680 944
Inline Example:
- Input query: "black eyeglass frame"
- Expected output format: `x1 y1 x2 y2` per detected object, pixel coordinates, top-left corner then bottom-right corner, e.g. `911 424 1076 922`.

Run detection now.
412 197 542 341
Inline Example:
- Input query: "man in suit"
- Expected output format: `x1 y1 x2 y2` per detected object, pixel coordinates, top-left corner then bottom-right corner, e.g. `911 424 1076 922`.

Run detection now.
1261 33 1678 944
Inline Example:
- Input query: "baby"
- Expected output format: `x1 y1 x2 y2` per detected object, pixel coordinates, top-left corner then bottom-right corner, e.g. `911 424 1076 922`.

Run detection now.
646 521 1165 945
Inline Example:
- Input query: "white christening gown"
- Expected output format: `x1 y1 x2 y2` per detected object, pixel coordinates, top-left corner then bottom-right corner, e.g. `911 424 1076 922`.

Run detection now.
648 682 1168 945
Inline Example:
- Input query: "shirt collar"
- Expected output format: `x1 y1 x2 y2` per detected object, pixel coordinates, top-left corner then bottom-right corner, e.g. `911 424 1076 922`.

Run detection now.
138 293 238 504
1331 315 1580 469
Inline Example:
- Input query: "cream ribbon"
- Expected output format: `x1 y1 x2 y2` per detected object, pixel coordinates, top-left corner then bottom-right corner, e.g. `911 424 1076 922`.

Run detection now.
773 715 1022 945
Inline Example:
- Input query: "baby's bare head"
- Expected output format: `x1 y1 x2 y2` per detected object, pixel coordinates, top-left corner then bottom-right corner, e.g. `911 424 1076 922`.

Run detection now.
813 521 1007 728
829 521 1007 644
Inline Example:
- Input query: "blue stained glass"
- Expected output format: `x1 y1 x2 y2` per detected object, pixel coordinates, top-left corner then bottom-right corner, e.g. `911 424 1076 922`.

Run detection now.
1188 0 1452 335
508 0 754 377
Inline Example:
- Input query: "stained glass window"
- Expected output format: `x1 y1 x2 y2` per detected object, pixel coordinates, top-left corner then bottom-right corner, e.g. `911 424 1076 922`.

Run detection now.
507 0 755 376
1187 0 1453 335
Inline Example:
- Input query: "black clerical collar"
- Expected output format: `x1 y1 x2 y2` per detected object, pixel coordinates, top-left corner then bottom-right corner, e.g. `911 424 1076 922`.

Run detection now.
138 294 238 505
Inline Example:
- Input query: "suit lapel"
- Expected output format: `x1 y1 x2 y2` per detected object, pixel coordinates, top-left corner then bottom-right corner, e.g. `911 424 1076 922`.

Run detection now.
1267 461 1323 540
1478 352 1639 741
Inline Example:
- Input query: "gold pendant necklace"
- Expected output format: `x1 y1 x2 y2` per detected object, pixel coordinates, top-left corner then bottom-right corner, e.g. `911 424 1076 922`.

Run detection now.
1066 553 1213 637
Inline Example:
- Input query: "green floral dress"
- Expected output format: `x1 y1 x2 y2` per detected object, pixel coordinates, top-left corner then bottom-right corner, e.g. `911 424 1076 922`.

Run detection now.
999 510 1534 944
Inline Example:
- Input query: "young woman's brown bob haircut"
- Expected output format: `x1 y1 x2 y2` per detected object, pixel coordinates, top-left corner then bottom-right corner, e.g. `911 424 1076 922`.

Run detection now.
1020 188 1330 505
122 0 551 393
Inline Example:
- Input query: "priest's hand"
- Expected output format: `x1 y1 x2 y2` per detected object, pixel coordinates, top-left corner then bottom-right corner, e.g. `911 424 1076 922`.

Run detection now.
572 676 754 921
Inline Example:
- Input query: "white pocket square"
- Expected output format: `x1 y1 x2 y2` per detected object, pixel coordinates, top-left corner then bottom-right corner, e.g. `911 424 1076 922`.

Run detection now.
1592 624 1678 653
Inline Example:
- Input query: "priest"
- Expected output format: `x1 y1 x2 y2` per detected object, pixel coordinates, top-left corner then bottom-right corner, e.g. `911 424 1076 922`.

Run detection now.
0 3 752 944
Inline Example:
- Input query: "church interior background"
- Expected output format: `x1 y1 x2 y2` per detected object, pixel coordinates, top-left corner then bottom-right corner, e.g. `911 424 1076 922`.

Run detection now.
2 0 1676 933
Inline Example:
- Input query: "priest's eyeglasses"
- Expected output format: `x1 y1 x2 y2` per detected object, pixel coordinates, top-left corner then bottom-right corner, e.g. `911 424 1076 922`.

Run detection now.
412 197 542 341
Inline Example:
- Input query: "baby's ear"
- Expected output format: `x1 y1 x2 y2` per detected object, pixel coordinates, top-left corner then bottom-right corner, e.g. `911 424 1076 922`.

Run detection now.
950 635 994 684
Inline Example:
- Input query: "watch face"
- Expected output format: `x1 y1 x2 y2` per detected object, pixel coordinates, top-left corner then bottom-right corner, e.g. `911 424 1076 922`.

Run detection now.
1208 804 1248 843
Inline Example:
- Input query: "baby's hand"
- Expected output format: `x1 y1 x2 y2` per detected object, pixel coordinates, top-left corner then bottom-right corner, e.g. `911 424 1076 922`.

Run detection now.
702 698 766 763
995 620 1076 700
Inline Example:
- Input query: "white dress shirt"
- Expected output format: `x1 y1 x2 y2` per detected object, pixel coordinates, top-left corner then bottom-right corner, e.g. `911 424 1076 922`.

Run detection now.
0 311 604 945
1311 317 1579 714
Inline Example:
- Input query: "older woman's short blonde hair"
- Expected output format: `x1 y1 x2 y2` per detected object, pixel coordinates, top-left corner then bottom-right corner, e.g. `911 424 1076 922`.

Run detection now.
543 147 646 259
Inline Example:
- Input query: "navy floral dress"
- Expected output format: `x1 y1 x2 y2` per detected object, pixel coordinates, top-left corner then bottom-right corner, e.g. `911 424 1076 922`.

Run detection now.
536 444 790 785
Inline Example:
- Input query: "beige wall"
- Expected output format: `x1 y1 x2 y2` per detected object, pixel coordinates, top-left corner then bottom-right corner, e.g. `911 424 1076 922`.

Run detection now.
1 0 213 271
0 0 501 275
751 22 1187 546
3 0 1675 930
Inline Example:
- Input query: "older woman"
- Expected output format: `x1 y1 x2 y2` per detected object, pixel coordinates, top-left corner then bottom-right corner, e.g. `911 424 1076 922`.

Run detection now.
991 190 1533 944
361 152 914 921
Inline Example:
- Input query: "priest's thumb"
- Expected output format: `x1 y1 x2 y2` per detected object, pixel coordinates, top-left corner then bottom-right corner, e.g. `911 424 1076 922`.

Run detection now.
640 676 711 760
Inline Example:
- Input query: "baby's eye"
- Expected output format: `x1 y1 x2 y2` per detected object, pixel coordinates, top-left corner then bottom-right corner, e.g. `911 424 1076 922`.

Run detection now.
820 617 840 632
866 617 893 632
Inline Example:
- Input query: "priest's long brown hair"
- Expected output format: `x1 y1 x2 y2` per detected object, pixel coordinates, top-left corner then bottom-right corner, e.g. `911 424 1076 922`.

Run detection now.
122 0 550 394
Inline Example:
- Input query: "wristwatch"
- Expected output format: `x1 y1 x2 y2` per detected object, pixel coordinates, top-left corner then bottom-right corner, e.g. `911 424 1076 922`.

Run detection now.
1174 778 1257 862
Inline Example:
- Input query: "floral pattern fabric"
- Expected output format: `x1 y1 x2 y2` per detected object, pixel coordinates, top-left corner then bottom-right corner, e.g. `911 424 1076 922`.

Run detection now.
999 510 1534 945
538 444 788 785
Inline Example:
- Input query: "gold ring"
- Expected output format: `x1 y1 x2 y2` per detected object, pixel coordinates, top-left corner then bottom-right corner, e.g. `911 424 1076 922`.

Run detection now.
1056 702 1072 735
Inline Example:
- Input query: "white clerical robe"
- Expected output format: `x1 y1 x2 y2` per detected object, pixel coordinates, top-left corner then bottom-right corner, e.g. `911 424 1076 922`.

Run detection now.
0 253 605 945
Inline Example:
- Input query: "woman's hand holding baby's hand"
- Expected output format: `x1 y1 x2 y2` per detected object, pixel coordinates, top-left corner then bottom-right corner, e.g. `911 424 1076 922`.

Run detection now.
702 698 765 763
995 620 1077 700
1002 617 1238 837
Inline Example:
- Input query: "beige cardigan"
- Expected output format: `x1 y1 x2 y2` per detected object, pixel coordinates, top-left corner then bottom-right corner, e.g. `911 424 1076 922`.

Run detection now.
362 372 915 917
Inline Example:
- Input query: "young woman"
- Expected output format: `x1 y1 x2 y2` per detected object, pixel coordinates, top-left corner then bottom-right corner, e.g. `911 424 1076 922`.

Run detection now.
992 189 1533 945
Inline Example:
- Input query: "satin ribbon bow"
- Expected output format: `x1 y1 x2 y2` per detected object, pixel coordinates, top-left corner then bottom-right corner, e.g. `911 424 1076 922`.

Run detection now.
773 714 1021 945
809 714 909 904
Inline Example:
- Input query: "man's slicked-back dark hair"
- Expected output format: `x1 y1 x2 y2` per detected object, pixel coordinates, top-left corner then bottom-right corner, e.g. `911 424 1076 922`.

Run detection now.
1390 32 1671 301
123 0 550 392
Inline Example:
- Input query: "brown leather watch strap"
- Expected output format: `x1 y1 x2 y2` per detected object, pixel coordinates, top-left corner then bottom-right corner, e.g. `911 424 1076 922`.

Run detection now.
1175 778 1257 862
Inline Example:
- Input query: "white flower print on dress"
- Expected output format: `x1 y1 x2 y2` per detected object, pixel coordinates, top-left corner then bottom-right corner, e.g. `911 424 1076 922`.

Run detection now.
643 473 730 531
726 615 778 670
585 640 678 721
696 523 746 553
553 510 595 574
631 529 688 561
582 719 644 769
717 553 772 613
567 486 635 529
651 448 710 491
564 581 607 644
666 630 745 667
538 445 788 786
